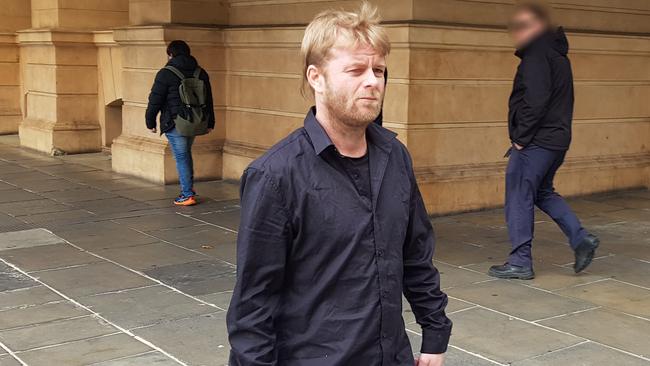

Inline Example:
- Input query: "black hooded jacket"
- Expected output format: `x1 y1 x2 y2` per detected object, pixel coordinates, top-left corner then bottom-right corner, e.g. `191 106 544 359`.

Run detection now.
145 54 215 134
508 27 574 150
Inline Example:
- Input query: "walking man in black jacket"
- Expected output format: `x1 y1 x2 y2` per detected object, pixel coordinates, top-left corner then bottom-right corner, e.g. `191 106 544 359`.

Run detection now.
489 3 600 280
145 40 215 206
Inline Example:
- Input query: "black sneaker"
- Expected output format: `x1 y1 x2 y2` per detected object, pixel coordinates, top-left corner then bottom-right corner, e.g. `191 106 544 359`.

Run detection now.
574 234 600 273
488 263 535 280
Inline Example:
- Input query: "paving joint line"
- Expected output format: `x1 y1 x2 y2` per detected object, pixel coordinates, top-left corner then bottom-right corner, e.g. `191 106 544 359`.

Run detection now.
0 257 190 366
175 212 238 234
12 331 124 354
520 340 591 361
0 339 28 366
0 314 93 333
405 327 506 366
123 224 236 269
532 306 602 323
51 229 227 312
447 295 650 362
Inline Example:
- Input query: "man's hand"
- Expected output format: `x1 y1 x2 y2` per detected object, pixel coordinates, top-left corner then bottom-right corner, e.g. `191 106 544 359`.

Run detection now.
415 353 445 366
513 142 524 150
207 128 213 134
149 128 157 133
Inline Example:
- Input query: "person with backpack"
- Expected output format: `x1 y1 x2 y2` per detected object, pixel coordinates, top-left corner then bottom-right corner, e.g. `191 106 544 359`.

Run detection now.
145 40 215 206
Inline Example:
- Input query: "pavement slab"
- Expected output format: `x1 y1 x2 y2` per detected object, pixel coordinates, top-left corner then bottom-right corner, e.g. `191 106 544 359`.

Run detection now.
133 312 229 366
0 243 102 273
0 263 36 292
144 260 237 297
446 280 595 321
539 308 650 358
448 307 583 364
0 301 87 330
0 315 119 352
78 285 218 330
34 262 155 298
0 142 648 366
512 341 649 366
87 352 181 366
94 242 207 271
16 333 153 366
557 279 650 318
0 286 63 311
0 228 66 252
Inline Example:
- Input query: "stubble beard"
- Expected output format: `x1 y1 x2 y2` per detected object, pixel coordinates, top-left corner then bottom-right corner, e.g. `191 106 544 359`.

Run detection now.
323 81 382 130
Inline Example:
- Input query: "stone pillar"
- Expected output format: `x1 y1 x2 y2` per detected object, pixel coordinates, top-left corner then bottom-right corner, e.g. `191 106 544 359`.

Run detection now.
95 31 124 148
0 0 30 135
17 0 128 154
111 0 226 184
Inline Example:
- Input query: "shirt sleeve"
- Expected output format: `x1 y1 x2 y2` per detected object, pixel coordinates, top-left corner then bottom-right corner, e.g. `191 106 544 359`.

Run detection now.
227 167 291 366
512 52 552 146
402 159 453 354
145 69 168 130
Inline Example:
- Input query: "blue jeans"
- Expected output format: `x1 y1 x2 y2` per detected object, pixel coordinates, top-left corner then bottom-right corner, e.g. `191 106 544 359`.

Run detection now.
165 128 195 197
505 145 587 268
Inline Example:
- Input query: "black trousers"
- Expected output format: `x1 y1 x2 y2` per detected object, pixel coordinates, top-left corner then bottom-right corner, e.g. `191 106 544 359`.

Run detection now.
505 145 587 267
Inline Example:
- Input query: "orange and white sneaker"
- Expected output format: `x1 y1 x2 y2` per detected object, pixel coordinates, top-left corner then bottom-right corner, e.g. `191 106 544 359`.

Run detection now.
174 195 197 206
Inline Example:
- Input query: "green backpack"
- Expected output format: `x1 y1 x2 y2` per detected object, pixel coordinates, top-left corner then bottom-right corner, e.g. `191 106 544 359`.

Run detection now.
164 65 209 136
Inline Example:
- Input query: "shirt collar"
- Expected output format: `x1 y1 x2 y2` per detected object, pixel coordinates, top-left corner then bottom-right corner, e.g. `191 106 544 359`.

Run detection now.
303 106 397 156
304 107 334 156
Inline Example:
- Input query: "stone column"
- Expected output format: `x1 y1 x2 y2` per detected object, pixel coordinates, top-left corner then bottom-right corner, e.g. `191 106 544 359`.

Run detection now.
0 1 30 135
17 0 128 154
110 0 227 184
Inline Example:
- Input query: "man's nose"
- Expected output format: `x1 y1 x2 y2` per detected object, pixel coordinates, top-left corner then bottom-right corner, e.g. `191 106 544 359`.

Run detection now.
363 69 380 88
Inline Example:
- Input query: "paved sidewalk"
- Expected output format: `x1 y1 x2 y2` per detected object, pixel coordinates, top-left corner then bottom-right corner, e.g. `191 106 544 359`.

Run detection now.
0 135 649 366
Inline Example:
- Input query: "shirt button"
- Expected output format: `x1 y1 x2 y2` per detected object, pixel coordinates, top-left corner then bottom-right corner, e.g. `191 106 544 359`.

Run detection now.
377 249 384 257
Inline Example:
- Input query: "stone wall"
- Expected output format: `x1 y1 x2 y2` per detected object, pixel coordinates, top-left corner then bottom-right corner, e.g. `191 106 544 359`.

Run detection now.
218 0 650 214
2 0 649 214
0 0 30 135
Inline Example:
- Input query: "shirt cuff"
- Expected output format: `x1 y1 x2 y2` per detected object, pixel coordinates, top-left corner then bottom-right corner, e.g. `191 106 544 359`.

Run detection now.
420 326 452 354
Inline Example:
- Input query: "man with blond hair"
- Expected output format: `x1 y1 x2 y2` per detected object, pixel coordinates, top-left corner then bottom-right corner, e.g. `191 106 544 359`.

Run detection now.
227 3 451 365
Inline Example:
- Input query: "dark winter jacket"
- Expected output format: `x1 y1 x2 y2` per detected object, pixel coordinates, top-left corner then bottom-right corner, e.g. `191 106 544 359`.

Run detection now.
145 54 215 134
508 27 574 150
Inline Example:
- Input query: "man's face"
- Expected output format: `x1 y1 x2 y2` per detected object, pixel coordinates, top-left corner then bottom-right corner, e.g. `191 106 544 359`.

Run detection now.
509 10 547 49
318 44 386 128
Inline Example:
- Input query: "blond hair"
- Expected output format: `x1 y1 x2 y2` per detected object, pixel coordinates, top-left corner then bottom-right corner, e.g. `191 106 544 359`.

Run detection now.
300 1 391 97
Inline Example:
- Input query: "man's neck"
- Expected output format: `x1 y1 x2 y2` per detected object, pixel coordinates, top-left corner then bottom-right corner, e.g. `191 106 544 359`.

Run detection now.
315 106 368 158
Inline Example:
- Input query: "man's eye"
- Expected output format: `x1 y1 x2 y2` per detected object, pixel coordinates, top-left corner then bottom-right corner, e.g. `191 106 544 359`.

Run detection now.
374 69 385 76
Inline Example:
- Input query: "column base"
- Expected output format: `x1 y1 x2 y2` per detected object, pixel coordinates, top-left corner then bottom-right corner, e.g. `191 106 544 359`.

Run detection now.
111 134 222 184
18 119 102 155
418 152 650 215
0 115 21 135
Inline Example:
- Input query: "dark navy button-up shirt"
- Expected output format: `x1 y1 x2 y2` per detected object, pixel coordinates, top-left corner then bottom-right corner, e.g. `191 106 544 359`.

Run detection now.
227 107 452 366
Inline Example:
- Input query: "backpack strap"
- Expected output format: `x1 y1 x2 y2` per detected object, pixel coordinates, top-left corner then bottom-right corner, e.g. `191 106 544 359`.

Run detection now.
192 67 202 78
164 66 185 80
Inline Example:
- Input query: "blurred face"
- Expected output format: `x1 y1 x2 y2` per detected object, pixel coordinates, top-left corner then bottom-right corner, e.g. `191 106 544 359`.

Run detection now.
309 44 386 128
509 10 547 49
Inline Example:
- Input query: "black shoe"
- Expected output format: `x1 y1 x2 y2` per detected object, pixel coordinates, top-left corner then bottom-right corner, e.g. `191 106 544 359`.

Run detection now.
488 263 535 280
574 234 600 273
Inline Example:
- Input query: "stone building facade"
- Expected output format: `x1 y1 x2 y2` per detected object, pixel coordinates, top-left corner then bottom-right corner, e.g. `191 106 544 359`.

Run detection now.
0 0 648 214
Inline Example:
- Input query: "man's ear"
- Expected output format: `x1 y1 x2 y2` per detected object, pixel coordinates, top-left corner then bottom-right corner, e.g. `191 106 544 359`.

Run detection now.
306 65 325 94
